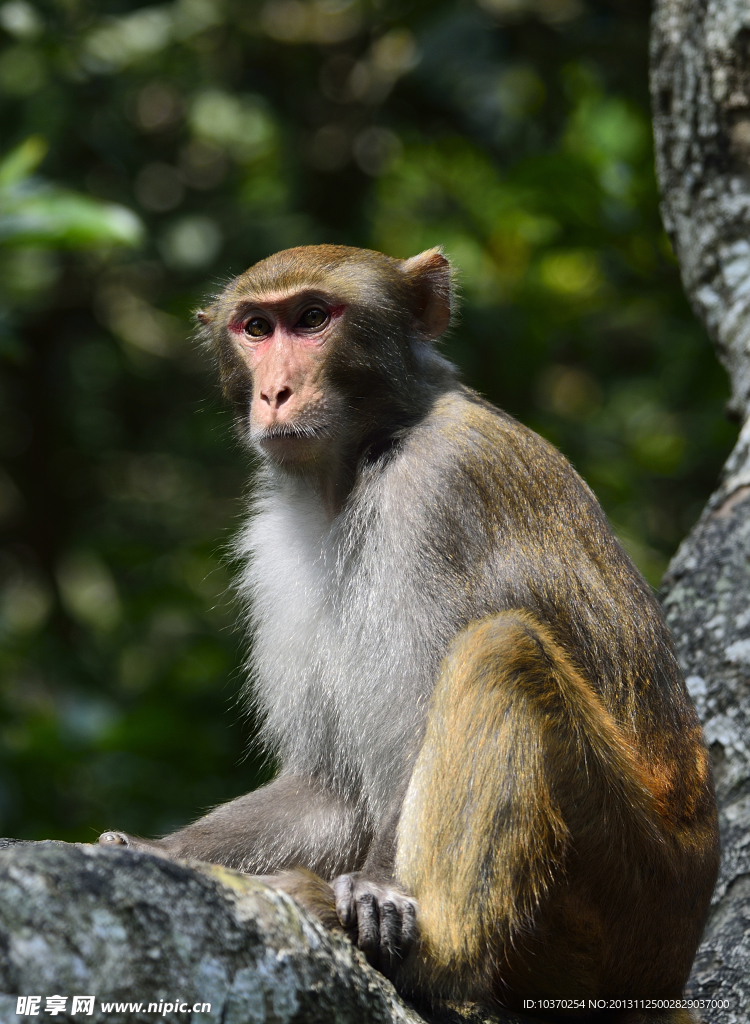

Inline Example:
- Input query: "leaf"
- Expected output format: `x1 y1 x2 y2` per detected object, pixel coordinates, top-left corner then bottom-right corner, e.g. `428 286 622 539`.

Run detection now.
0 135 47 188
0 136 144 248
0 181 144 248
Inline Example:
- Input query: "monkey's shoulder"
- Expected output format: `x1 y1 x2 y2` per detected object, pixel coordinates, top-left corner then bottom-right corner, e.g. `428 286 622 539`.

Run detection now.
397 389 681 692
403 387 601 516
389 386 647 595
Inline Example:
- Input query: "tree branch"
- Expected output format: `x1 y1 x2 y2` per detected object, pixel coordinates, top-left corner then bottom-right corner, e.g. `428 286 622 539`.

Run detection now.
652 1 750 1017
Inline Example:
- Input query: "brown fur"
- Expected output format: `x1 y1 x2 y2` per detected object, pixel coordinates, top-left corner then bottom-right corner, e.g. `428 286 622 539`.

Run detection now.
102 245 719 1018
397 612 715 1007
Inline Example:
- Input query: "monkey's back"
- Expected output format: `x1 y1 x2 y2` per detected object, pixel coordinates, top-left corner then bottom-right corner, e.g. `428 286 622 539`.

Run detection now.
389 387 705 812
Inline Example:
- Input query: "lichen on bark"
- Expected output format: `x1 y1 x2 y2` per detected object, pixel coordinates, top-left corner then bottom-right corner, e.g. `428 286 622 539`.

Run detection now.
653 1 750 1018
0 840 515 1024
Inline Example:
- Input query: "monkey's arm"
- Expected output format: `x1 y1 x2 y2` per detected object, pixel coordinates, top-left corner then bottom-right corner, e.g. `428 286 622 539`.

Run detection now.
258 799 419 976
100 775 418 972
99 774 371 878
320 791 419 974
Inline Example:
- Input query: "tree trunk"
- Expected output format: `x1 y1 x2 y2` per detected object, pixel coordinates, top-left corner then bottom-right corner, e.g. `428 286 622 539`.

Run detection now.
652 1 750 1018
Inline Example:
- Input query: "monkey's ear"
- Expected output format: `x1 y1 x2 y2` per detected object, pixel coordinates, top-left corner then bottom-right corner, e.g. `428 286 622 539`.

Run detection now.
401 247 453 339
195 307 215 327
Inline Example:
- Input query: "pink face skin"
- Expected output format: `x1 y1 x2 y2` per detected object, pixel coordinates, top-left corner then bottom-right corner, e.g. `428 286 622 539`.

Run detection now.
228 289 347 466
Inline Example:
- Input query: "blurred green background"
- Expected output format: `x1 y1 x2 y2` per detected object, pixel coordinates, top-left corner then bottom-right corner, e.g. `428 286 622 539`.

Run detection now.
0 0 736 842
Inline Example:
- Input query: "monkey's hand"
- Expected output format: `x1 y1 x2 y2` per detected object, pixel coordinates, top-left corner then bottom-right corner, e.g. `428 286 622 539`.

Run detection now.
98 831 173 857
333 872 418 974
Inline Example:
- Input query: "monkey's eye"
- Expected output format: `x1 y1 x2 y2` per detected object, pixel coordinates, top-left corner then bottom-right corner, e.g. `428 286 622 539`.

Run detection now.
297 308 329 330
244 317 272 338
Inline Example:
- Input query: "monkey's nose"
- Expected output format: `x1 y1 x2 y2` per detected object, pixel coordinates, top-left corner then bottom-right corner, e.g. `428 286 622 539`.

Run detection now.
260 385 292 409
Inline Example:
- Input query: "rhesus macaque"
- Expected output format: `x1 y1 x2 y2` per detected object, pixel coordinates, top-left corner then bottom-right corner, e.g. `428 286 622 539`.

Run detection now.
100 245 719 1012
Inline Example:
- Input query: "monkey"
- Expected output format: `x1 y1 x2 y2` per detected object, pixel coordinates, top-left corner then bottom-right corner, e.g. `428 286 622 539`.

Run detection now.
99 244 719 1014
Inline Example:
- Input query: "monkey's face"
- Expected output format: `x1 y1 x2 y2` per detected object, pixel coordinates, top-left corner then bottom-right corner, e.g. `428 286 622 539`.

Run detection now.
198 245 453 473
224 288 347 468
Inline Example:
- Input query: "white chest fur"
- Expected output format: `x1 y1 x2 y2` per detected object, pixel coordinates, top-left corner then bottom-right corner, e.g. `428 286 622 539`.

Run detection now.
235 469 444 826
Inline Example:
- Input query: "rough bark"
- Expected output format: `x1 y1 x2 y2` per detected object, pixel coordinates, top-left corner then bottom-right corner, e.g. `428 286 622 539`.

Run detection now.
652 1 750 1020
0 840 514 1024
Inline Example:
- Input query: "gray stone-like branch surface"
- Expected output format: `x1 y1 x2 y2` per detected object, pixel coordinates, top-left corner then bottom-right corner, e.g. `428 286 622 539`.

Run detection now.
652 0 750 498
662 497 750 1021
0 840 513 1024
652 1 750 1020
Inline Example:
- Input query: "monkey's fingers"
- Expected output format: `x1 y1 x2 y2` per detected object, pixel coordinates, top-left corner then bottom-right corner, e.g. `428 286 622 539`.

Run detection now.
98 831 130 846
333 873 357 928
332 872 419 974
378 898 402 970
397 896 418 949
355 890 381 961
98 831 170 856
380 891 418 969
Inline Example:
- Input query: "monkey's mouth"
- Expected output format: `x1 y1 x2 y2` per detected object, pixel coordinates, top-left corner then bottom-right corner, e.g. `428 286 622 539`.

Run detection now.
252 423 331 463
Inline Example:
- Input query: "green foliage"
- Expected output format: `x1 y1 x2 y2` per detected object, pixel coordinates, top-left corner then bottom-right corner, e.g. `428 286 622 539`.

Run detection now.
0 0 736 841
0 135 144 247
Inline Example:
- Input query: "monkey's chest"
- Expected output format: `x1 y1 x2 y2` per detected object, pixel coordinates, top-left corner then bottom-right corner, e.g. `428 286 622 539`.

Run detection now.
244 481 469 820
253 567 442 820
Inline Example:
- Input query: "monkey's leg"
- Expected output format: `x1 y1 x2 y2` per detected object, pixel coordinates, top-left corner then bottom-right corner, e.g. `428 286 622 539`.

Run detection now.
99 774 371 878
387 610 705 1007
